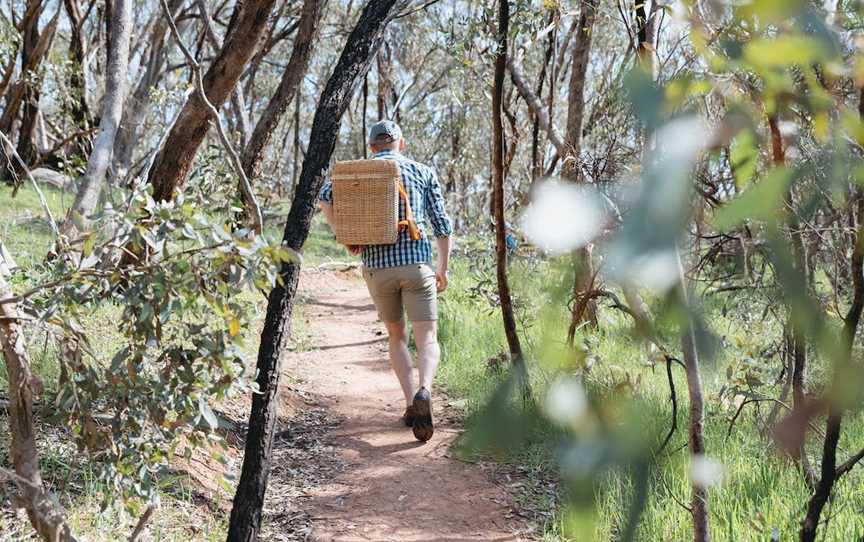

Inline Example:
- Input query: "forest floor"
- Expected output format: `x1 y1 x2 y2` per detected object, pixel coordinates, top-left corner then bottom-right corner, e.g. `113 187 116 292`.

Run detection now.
259 267 530 541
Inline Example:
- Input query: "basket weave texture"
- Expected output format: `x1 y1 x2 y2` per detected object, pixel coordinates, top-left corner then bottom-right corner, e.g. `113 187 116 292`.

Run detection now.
331 159 401 245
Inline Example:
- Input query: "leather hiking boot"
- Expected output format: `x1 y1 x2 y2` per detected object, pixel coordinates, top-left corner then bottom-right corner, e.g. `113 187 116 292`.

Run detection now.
411 387 433 442
402 405 418 427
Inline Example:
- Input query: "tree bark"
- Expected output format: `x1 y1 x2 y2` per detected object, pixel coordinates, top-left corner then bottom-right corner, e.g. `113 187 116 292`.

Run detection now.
112 0 185 180
376 38 393 120
564 0 598 332
1 276 78 541
768 114 818 486
195 0 253 147
240 0 327 194
492 0 526 375
61 0 94 161
676 250 712 542
1 2 59 170
147 0 278 202
634 0 661 74
64 0 133 233
225 1 399 540
530 10 556 184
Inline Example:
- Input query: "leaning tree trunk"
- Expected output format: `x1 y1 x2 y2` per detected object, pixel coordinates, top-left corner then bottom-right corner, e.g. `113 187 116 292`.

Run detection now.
225 1 399 540
564 0 598 334
64 0 133 233
492 0 527 380
147 0 278 202
1 276 78 541
238 0 327 210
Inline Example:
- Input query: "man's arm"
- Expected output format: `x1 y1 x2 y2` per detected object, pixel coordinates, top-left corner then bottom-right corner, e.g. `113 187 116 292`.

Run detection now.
319 200 336 230
424 169 454 293
434 236 451 293
318 183 361 255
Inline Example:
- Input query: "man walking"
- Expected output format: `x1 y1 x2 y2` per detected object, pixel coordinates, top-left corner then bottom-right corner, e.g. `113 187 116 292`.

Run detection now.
318 121 453 442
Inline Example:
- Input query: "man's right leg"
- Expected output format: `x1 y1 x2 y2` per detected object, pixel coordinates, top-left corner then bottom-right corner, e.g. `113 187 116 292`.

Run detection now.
384 318 414 407
362 266 416 410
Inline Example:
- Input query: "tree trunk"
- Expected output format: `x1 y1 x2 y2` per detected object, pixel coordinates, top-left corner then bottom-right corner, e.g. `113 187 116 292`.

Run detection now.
112 0 184 181
225 1 398 540
564 0 598 332
239 0 327 197
799 90 864 542
376 38 393 120
61 0 94 161
64 0 133 233
492 0 526 375
530 10 556 184
634 0 662 74
1 276 78 542
676 250 712 542
1 2 59 170
195 0 253 148
768 114 818 486
147 0 278 202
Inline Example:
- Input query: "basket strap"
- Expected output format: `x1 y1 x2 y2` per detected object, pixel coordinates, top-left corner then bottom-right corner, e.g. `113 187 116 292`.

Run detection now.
397 181 421 241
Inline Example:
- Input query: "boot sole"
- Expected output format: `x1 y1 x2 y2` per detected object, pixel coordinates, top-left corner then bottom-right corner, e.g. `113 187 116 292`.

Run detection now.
412 395 433 442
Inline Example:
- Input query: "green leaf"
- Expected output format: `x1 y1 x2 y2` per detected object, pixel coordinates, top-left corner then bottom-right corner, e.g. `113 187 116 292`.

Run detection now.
738 0 808 23
713 168 793 231
82 234 95 258
730 130 758 189
744 36 827 69
199 397 218 430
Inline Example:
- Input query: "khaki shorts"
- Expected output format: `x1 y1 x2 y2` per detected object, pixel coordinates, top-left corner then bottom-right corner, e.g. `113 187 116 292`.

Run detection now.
361 263 438 322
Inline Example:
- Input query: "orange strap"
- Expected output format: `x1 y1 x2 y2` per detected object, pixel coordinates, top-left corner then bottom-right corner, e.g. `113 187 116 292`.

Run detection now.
397 181 421 241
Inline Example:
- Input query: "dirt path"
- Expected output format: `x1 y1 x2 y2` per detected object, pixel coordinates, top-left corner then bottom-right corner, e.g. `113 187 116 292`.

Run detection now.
281 269 528 542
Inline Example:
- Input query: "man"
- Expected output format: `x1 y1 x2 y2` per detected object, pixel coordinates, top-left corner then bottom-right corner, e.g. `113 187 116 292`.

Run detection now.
318 120 453 442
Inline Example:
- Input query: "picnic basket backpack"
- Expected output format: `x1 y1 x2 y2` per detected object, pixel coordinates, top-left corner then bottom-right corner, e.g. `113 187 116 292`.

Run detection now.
331 159 420 245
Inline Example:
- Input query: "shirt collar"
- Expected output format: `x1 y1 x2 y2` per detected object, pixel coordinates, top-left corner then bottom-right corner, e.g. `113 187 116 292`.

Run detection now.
373 150 399 158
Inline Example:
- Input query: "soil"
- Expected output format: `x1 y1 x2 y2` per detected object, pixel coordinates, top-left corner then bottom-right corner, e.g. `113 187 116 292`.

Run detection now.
276 268 530 542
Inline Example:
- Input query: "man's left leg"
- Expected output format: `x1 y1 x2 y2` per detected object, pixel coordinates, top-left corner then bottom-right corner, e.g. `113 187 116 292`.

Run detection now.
412 320 440 393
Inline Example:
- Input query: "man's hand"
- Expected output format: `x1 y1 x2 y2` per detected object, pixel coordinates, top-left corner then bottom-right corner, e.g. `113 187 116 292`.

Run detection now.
345 244 363 256
435 267 449 293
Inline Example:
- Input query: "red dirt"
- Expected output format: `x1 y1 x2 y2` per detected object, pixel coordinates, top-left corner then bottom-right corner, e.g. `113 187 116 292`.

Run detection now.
284 268 529 541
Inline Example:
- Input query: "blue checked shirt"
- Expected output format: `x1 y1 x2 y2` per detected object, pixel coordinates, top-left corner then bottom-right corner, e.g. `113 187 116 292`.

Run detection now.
319 150 453 269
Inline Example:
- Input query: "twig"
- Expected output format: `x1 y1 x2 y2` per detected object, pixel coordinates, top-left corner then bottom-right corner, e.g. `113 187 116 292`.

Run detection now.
654 355 678 456
835 446 864 478
394 0 442 19
158 0 263 235
128 504 155 542
0 129 60 238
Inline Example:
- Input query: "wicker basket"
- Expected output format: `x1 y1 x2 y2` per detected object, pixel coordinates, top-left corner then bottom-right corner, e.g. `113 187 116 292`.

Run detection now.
331 159 401 245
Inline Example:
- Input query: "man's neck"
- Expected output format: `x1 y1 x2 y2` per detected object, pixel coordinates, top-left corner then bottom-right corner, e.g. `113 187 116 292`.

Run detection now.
373 149 399 157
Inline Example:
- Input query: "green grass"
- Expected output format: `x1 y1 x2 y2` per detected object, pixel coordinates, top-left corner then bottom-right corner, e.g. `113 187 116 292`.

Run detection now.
434 246 864 541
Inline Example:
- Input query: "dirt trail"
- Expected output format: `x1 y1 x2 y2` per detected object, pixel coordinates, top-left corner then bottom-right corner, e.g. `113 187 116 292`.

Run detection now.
282 269 528 542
